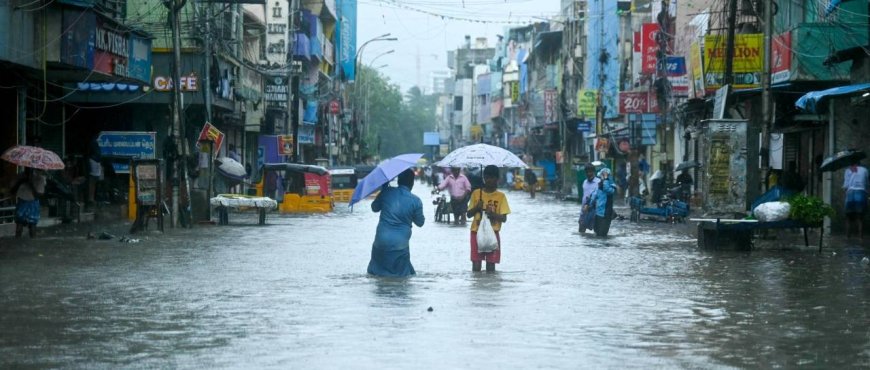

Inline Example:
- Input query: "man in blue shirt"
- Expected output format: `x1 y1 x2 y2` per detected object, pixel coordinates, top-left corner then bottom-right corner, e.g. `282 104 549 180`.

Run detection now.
368 169 426 277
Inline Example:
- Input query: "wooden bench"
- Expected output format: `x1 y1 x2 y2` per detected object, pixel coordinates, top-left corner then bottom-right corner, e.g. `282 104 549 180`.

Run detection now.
692 218 823 251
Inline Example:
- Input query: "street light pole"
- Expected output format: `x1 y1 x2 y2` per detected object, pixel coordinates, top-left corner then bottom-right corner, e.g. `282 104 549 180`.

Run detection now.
352 34 397 163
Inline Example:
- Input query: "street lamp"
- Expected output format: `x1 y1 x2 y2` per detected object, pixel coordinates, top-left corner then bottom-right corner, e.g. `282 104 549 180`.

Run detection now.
352 35 397 163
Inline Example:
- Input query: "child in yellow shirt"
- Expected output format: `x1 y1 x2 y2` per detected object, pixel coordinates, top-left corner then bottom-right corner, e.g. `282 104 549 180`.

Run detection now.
467 165 511 272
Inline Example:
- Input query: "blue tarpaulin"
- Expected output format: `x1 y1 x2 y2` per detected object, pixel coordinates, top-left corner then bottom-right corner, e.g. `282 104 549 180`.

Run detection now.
795 83 870 114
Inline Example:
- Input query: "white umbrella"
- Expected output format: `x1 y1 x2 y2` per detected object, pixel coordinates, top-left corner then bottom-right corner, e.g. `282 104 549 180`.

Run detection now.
215 156 246 181
435 143 528 168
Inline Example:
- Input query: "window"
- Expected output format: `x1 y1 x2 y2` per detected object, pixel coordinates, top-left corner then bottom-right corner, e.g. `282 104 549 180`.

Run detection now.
454 96 463 110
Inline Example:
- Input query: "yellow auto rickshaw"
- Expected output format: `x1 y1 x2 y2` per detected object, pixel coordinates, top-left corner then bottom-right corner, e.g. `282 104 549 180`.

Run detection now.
255 163 333 213
516 167 545 191
328 167 356 203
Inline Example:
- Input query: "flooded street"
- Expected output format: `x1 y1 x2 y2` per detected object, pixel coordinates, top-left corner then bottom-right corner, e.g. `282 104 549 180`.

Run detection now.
2 183 869 368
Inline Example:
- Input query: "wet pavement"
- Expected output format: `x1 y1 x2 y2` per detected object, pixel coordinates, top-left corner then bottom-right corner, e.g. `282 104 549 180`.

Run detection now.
1 183 869 368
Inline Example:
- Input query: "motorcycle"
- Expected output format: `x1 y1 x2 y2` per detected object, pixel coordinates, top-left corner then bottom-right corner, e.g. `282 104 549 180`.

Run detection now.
431 191 452 223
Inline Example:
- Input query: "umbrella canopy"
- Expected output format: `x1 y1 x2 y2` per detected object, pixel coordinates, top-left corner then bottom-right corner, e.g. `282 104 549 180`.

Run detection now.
820 149 866 172
435 144 527 168
350 153 423 207
674 160 701 172
215 156 247 181
1 145 64 170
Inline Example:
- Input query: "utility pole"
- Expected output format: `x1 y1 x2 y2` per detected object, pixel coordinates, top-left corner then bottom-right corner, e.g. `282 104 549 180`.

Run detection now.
724 0 738 85
166 0 189 228
760 0 773 190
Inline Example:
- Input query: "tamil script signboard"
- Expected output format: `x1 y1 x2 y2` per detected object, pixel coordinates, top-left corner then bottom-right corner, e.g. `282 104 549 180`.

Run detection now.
97 131 156 173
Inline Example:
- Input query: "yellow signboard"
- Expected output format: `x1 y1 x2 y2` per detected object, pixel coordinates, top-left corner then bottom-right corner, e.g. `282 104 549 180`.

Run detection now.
577 89 597 118
689 40 704 98
703 34 763 90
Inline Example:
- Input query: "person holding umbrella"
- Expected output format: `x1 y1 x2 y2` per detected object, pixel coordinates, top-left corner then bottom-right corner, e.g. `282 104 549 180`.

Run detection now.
467 165 511 272
367 169 425 277
843 159 868 239
11 168 46 238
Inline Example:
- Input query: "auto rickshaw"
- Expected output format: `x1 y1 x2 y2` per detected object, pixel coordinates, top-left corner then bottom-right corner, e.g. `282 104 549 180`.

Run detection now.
328 167 356 203
255 163 333 213
515 167 545 191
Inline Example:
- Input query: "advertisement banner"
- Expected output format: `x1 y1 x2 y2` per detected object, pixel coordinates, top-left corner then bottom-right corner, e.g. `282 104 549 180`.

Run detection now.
584 0 619 120
704 34 763 90
298 125 315 144
619 91 649 114
96 131 156 173
278 135 294 155
265 75 289 108
544 89 557 123
577 89 598 118
127 35 152 83
666 56 689 96
337 0 357 81
771 32 792 84
641 23 659 74
197 122 225 157
689 40 705 98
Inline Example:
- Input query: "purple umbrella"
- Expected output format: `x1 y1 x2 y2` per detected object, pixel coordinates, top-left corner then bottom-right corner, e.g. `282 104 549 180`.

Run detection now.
350 153 423 208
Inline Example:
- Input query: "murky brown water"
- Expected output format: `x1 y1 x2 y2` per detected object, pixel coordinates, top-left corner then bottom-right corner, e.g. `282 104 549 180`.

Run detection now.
1 183 869 368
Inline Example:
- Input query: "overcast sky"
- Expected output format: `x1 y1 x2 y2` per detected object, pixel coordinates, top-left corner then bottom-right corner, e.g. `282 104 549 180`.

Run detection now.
356 0 561 94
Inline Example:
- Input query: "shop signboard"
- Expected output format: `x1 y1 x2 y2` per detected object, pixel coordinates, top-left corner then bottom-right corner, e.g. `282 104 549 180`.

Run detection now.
96 131 156 173
197 122 225 157
619 91 649 114
771 32 792 84
689 40 705 98
703 34 763 91
641 23 659 74
577 89 597 119
278 135 294 155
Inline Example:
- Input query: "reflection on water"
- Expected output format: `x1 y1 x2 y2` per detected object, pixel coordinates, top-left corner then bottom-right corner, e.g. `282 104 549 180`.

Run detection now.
1 184 869 368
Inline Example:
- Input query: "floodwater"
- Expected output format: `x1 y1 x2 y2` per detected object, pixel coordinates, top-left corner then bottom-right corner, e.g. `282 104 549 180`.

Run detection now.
1 183 869 368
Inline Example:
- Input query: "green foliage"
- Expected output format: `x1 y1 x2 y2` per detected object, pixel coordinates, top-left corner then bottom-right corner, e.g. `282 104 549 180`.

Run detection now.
786 194 834 225
356 66 437 160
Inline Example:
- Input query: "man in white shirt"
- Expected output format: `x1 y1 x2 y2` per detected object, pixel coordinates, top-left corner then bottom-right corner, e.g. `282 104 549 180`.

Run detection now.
843 160 869 239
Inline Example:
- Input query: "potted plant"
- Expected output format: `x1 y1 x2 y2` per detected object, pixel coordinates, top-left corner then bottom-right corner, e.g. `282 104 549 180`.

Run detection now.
786 194 834 226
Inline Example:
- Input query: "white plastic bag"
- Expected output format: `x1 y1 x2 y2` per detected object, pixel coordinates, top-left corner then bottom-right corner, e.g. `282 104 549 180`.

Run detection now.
754 201 791 222
476 214 499 253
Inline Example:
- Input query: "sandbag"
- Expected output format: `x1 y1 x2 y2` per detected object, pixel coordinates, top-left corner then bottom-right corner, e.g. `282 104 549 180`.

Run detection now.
754 201 791 222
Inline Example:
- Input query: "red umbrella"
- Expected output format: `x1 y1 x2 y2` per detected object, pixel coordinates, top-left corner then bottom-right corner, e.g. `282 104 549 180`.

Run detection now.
1 145 65 170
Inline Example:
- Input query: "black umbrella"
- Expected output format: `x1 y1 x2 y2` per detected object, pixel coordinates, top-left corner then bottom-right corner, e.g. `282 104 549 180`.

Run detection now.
674 160 701 172
819 149 866 172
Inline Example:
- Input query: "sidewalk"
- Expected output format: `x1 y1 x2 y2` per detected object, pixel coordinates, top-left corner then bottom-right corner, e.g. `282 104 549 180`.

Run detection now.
0 204 117 239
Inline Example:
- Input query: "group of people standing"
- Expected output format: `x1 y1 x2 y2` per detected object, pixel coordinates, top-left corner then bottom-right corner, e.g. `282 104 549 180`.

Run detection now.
367 165 511 277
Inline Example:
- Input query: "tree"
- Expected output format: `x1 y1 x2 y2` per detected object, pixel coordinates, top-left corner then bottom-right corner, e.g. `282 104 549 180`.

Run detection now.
355 66 437 160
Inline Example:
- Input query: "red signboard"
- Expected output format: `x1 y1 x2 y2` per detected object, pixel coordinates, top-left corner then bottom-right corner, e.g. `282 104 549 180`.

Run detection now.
771 32 792 84
619 91 649 114
641 23 660 74
197 122 225 157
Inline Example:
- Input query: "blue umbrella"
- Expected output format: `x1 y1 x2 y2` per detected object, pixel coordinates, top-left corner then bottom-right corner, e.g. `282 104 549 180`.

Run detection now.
350 153 423 208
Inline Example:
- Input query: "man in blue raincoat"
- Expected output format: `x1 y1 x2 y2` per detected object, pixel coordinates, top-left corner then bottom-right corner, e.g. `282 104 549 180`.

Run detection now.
593 168 617 237
367 169 425 277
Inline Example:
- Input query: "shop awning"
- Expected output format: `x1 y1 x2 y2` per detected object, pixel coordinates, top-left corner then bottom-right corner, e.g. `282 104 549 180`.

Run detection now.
795 82 870 114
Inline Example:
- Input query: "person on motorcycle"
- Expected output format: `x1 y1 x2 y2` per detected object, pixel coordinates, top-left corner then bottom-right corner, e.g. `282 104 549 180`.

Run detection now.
676 170 693 202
